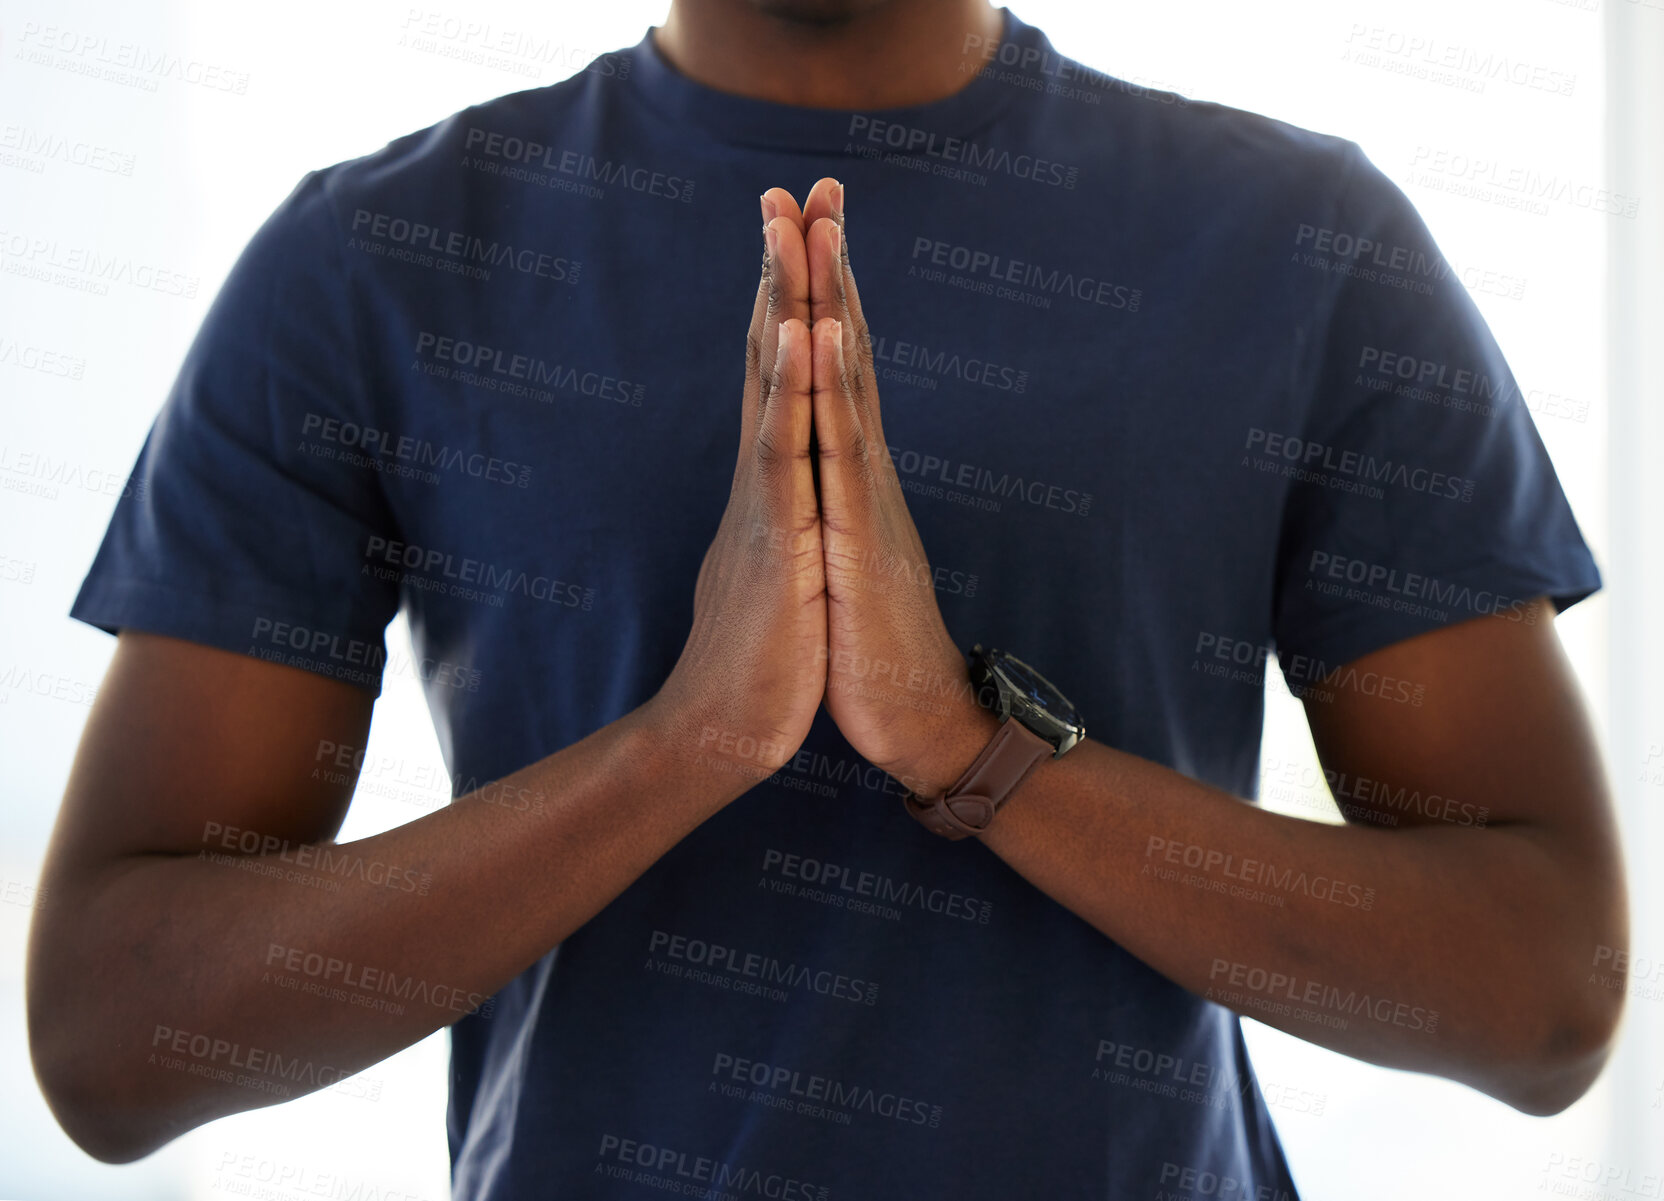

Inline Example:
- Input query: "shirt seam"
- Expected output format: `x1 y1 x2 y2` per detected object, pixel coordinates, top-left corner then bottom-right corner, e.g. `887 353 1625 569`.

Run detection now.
74 570 394 642
1277 535 1601 662
306 169 404 543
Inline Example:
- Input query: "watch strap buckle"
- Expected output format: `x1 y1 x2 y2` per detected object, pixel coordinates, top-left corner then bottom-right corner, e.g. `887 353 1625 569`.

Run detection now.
901 718 1052 840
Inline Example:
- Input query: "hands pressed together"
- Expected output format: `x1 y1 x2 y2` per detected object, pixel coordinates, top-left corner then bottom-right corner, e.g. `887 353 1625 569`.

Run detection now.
654 177 1000 804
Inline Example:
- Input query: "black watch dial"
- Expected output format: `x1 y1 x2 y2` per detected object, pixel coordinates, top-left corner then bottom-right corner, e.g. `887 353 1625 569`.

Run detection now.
970 645 1085 755
993 651 1081 728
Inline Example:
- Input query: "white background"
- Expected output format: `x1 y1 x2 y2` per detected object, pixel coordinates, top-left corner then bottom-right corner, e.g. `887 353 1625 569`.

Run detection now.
1 0 1659 1198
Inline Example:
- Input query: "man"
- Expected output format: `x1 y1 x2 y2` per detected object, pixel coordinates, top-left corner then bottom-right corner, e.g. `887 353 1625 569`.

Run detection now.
27 0 1627 1197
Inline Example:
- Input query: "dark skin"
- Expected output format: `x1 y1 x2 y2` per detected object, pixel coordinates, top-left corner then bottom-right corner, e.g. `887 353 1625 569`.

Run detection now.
27 207 823 1165
27 0 1627 1166
780 177 1626 1115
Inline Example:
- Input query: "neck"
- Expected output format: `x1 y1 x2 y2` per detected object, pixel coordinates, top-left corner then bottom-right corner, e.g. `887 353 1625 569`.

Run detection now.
654 0 1005 109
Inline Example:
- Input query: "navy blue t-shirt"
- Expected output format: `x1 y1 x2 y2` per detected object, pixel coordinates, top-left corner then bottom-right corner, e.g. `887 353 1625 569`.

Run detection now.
72 9 1601 1200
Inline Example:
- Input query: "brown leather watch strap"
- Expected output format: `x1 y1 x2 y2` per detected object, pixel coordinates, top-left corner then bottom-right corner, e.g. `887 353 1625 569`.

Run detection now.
901 718 1053 840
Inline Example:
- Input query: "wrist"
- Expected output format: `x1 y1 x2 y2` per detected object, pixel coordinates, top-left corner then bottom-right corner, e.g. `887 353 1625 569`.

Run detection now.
628 693 793 808
893 695 1004 800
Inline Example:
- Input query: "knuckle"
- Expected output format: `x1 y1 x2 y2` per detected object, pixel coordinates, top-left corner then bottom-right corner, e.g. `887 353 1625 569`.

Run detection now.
764 261 783 314
848 423 873 472
852 369 873 412
754 427 785 475
744 330 764 378
850 310 873 354
823 419 872 474
851 314 876 374
839 359 864 405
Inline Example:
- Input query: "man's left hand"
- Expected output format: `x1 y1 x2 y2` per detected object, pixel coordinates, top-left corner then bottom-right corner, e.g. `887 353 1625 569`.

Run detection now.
793 176 1002 799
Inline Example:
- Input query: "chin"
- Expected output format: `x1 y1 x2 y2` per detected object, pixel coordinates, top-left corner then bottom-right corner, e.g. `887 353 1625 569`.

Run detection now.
745 0 894 25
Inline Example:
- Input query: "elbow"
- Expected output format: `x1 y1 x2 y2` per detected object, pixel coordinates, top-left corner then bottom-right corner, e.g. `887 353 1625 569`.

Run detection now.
1487 841 1629 1117
31 1054 161 1165
40 1089 166 1166
1491 982 1625 1117
28 988 176 1164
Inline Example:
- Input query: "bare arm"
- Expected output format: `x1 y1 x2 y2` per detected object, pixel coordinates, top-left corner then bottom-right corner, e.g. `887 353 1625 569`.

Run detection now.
26 632 730 1161
781 175 1627 1117
953 599 1629 1114
27 190 827 1164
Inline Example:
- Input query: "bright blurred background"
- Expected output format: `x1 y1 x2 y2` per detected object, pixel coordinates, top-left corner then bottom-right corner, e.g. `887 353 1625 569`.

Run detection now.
2 0 1659 1198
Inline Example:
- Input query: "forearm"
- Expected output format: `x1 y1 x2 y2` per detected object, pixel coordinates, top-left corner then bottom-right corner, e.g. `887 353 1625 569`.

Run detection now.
31 697 738 1160
972 735 1618 1111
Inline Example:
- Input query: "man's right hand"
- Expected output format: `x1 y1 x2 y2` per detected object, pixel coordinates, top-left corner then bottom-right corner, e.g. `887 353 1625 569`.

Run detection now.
26 190 829 1165
650 190 826 784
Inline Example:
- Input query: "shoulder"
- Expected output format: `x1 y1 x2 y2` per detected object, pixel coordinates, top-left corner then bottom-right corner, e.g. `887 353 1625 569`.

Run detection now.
1016 48 1367 220
287 70 608 233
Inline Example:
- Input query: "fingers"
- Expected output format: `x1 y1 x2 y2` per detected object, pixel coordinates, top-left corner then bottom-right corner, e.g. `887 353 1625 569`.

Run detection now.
803 177 871 354
755 318 820 535
806 214 846 334
800 177 840 243
803 182 880 437
761 186 807 234
741 198 810 454
759 216 811 402
812 317 873 536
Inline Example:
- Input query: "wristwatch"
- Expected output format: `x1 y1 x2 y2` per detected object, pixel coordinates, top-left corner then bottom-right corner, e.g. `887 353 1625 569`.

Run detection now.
901 644 1085 840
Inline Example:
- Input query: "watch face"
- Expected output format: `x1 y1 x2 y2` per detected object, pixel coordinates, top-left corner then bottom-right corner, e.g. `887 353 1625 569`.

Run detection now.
986 649 1082 731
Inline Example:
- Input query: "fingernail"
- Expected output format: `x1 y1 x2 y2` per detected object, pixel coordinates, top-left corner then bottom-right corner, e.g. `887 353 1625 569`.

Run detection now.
830 222 842 256
831 180 844 220
760 193 779 224
764 222 779 259
830 319 844 368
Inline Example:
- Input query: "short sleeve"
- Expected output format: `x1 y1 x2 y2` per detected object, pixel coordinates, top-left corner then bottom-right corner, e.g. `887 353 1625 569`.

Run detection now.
1270 140 1601 674
70 170 404 695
